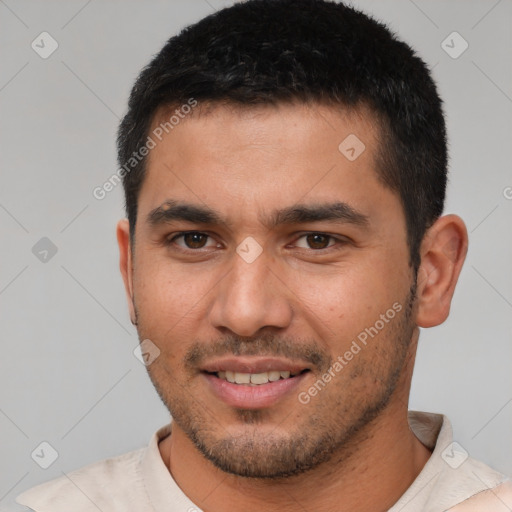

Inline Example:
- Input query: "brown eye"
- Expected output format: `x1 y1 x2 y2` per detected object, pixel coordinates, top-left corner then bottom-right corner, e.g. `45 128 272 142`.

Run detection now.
294 233 337 250
168 232 217 250
305 234 332 249
182 233 208 249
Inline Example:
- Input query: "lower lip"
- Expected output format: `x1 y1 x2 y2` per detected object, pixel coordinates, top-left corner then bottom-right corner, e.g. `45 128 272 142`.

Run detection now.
203 372 309 409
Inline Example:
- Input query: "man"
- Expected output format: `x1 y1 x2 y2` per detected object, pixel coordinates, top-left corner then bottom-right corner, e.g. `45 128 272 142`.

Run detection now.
16 0 511 510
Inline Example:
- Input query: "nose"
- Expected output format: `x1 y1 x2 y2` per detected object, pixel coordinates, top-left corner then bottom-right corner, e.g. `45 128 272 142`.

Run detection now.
208 250 293 338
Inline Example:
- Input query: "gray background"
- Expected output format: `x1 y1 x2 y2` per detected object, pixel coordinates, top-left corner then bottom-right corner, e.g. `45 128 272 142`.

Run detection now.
1 0 511 509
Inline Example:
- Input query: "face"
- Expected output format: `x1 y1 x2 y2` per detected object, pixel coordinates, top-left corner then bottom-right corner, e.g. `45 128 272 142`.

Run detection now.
122 102 418 478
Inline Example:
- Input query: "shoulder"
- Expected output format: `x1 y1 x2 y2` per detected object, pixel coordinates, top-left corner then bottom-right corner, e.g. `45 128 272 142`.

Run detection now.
447 478 512 511
16 447 149 512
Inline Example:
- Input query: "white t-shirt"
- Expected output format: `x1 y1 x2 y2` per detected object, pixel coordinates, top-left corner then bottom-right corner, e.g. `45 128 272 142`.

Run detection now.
16 411 512 512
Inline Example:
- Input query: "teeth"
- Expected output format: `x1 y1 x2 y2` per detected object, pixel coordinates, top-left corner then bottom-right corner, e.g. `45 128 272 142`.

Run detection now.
268 371 281 381
215 370 300 385
234 372 251 384
250 372 269 384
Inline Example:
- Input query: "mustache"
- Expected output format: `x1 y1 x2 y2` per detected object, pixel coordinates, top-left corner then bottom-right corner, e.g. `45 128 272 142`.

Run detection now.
184 332 332 372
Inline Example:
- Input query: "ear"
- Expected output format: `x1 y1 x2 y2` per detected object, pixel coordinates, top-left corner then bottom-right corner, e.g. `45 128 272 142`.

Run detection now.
116 219 137 325
415 214 468 328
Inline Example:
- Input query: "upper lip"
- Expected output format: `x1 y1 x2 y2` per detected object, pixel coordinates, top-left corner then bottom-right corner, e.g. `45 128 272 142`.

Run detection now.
200 357 311 374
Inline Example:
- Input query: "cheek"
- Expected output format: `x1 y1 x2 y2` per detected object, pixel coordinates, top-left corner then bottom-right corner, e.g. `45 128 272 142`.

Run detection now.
290 263 397 327
132 254 222 337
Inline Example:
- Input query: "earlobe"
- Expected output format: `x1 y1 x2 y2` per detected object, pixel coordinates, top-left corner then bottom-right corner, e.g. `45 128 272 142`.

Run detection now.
116 219 137 325
415 214 468 328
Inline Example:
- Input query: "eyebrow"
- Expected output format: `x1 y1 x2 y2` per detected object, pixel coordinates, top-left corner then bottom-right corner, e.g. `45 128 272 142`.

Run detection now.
146 200 370 230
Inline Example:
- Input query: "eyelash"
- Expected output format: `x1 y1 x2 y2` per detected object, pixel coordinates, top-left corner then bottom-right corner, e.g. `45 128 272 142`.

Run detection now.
164 231 348 253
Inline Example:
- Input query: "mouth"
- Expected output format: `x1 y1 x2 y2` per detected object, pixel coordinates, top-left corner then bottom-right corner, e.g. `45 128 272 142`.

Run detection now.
200 357 312 409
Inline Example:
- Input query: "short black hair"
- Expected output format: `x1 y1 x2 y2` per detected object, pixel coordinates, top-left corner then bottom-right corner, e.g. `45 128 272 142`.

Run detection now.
117 0 447 273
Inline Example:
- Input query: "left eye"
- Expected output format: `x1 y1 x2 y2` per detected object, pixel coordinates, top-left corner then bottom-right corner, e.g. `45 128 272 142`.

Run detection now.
169 232 218 249
294 233 338 250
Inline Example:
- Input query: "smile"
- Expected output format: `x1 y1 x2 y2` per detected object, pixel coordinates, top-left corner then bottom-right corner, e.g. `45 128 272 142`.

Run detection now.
212 370 305 385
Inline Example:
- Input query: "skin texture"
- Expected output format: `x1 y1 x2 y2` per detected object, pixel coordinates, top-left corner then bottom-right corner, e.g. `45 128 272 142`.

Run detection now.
117 102 468 512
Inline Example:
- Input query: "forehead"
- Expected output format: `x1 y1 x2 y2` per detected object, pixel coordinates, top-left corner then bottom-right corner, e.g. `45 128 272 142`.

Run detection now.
149 100 380 153
139 101 397 229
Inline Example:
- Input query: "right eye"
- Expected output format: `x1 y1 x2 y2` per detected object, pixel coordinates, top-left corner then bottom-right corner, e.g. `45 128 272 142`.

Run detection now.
165 231 220 251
